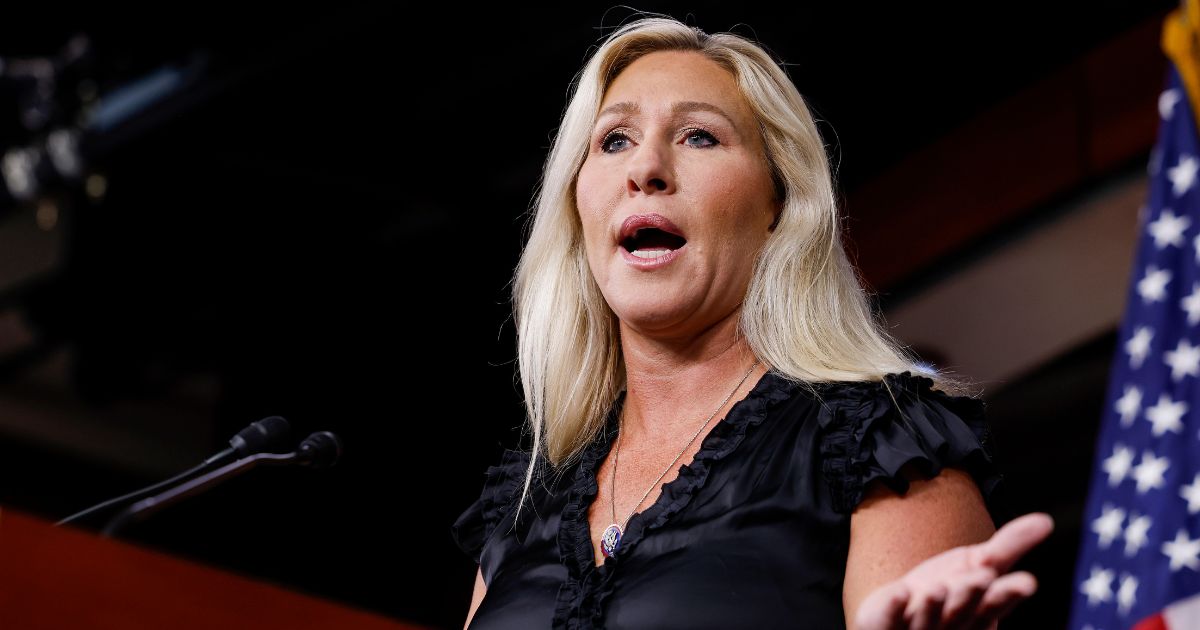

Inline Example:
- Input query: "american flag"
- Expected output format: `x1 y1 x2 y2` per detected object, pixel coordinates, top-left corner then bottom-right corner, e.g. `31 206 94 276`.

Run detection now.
1067 52 1200 630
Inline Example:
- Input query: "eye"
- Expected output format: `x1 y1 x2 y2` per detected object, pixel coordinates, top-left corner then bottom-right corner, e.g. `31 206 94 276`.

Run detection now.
600 130 630 154
682 128 719 148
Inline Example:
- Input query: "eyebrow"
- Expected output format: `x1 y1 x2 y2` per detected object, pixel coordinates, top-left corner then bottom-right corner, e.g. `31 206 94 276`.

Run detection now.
595 100 737 127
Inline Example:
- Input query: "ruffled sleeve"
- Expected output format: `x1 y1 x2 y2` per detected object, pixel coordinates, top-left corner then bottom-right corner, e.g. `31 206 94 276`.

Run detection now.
450 448 532 564
816 370 1004 516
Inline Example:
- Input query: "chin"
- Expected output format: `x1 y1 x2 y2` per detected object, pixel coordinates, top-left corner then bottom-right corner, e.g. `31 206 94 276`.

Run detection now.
611 299 695 332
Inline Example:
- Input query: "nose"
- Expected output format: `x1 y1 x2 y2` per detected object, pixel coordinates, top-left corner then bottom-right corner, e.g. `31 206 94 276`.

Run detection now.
627 141 675 196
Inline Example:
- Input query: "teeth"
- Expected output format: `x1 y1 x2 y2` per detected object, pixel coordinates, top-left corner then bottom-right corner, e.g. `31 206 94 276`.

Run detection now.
631 248 672 259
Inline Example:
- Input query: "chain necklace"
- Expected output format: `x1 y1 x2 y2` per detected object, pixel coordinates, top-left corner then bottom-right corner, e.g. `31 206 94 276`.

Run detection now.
600 360 761 559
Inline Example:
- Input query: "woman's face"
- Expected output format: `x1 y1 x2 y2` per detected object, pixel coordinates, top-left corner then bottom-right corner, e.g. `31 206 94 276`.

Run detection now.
575 49 780 340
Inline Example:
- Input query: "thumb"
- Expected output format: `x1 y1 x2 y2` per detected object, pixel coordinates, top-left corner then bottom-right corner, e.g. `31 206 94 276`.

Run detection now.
972 512 1055 572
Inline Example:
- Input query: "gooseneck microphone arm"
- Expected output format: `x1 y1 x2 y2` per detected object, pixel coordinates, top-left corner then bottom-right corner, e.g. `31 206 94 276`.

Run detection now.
100 431 341 538
100 452 294 538
56 416 292 528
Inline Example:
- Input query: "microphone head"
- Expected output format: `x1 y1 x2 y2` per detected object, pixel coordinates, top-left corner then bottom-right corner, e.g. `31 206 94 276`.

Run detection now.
229 416 291 457
297 431 342 469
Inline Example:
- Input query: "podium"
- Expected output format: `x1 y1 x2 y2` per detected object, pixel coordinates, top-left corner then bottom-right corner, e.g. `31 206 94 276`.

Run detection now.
0 506 430 629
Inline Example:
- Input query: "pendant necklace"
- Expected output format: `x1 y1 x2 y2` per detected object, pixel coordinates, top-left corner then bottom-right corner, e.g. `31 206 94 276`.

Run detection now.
600 359 761 559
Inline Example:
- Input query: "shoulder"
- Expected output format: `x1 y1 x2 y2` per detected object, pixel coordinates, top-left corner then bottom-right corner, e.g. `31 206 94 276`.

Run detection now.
450 448 536 564
810 370 1004 517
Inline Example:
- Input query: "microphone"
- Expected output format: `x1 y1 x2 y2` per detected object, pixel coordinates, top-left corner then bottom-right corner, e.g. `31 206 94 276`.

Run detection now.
56 416 292 528
100 431 342 538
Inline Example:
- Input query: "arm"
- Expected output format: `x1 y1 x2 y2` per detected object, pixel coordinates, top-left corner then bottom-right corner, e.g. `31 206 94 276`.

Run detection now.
843 464 998 629
463 566 487 629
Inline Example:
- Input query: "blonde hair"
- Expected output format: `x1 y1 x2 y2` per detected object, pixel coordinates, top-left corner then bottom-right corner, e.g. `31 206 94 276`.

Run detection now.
508 15 976 524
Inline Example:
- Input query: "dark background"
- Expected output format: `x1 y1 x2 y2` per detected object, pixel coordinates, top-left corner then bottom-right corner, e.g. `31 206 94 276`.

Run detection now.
0 3 1172 628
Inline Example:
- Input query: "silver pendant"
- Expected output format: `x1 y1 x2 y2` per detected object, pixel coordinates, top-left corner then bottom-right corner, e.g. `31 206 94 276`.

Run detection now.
601 523 622 558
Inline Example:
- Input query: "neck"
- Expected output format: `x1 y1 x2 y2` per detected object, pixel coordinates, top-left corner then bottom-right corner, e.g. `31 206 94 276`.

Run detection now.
617 307 766 444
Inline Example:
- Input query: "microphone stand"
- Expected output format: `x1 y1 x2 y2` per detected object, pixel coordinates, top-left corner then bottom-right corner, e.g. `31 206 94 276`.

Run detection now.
100 451 297 538
100 431 340 538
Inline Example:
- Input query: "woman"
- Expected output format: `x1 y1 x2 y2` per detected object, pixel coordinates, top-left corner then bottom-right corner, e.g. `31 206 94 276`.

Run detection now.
451 15 1052 629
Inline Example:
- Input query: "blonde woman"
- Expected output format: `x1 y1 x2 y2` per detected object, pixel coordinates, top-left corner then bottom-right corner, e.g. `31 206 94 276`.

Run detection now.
451 15 1052 630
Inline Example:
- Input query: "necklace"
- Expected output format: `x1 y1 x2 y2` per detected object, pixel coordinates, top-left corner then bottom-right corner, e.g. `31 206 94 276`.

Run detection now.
599 360 761 559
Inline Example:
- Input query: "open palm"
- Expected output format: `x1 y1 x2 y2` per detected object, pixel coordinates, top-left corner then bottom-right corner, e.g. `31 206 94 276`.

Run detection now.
853 512 1054 630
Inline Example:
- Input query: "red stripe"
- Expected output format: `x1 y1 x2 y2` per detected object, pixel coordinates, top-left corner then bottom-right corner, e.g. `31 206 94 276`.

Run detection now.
1132 612 1168 630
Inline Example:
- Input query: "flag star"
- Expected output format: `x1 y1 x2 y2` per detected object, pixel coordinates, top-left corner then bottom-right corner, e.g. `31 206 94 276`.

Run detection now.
1139 266 1172 304
1182 474 1200 514
1126 327 1154 369
1125 512 1152 557
1169 155 1199 197
1115 386 1143 426
1166 339 1200 382
1103 443 1135 487
1162 529 1200 571
1184 284 1200 325
1132 450 1170 494
1092 503 1125 548
1117 573 1138 615
1145 392 1188 435
1148 208 1192 249
1080 565 1114 605
1161 88 1182 120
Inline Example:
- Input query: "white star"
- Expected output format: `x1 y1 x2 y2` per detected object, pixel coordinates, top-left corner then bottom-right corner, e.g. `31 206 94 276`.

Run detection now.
1102 443 1135 487
1132 450 1170 494
1145 392 1188 435
1117 573 1138 615
1165 339 1200 382
1148 208 1192 249
1162 529 1200 571
1115 386 1142 426
1169 155 1199 197
1126 327 1154 369
1125 512 1152 557
1092 503 1125 549
1080 565 1114 606
1162 88 1183 120
1183 284 1200 325
1138 266 1172 304
1182 474 1200 514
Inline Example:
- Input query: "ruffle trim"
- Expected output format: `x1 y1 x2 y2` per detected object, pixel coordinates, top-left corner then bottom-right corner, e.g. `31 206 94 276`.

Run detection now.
552 370 800 629
450 447 533 564
815 370 1004 516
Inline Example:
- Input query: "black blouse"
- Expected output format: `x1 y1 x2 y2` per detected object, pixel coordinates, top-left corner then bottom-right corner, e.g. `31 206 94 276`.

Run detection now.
450 370 1005 629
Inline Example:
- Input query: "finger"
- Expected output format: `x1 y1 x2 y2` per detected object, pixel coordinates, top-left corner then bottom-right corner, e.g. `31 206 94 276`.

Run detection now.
968 572 1038 630
854 582 910 630
906 584 948 630
940 568 996 630
970 513 1054 572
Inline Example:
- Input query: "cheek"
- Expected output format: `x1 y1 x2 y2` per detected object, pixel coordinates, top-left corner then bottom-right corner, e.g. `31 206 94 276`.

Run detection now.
574 170 615 248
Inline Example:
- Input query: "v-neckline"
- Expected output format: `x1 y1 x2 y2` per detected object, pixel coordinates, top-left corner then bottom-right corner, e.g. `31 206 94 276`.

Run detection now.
564 369 788 572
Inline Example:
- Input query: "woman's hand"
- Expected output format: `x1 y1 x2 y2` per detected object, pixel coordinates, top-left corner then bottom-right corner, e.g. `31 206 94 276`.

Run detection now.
852 512 1053 630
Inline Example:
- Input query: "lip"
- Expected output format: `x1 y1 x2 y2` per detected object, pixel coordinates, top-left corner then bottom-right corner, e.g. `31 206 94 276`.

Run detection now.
617 213 687 244
620 242 687 269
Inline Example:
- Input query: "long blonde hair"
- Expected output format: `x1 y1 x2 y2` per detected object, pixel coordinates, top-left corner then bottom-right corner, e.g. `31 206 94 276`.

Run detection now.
508 15 975 523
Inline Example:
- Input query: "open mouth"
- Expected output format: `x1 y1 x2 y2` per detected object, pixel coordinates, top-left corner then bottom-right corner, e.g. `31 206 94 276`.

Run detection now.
620 227 688 259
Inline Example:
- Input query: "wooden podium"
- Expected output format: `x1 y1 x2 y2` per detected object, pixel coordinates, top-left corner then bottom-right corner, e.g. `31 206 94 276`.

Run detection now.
0 506 431 629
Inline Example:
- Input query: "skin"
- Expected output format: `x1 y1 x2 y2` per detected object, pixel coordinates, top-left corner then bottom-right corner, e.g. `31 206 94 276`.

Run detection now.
463 49 1052 629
